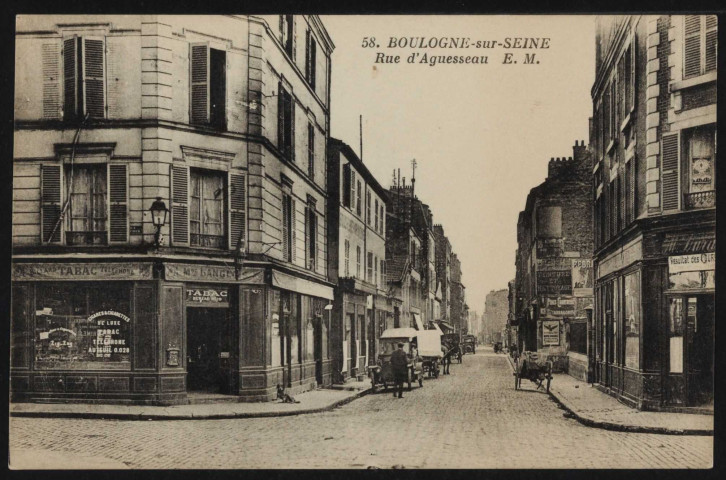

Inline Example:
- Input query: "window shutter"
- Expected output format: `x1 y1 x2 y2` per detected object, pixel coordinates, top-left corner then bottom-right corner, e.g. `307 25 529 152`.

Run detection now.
171 165 190 245
291 198 296 262
229 173 247 251
292 17 297 62
190 43 210 124
350 170 356 210
277 82 285 150
342 163 351 207
684 16 701 78
661 133 680 211
42 41 61 119
305 205 311 267
63 37 78 120
290 99 296 162
108 163 128 243
310 36 317 89
282 196 290 261
314 212 319 273
41 164 62 243
705 16 717 73
305 29 311 81
83 38 105 119
630 37 636 112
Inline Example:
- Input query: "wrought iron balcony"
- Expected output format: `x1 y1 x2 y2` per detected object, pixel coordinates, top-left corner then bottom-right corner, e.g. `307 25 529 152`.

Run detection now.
65 231 108 246
684 190 715 210
190 233 226 249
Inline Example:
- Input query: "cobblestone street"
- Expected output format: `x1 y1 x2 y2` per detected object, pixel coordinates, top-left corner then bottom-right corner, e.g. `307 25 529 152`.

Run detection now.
9 350 713 469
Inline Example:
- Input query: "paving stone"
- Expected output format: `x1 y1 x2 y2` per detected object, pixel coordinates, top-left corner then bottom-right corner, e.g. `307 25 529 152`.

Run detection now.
9 353 713 469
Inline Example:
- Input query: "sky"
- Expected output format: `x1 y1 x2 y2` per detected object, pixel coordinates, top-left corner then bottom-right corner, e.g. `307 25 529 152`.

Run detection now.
322 15 595 313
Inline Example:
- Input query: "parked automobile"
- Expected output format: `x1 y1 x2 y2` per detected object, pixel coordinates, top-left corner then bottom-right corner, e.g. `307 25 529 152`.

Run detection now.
462 335 477 354
368 328 424 392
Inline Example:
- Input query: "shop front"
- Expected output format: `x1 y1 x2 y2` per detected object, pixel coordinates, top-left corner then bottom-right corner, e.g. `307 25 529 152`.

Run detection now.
594 227 714 410
11 259 333 405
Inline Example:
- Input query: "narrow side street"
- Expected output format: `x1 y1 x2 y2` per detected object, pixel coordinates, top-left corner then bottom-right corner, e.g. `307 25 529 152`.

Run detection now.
10 349 713 469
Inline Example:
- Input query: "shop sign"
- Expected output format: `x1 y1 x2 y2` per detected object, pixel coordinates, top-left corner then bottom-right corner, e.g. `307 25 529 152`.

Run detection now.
12 263 152 281
537 270 572 295
662 232 715 255
165 263 236 283
571 259 593 296
542 320 560 346
186 286 229 307
668 253 715 274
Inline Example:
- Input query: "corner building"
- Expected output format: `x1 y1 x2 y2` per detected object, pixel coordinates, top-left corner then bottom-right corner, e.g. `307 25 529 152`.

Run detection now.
12 15 335 404
591 15 715 410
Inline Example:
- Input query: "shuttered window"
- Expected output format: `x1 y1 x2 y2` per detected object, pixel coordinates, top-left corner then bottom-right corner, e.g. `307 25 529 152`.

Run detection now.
282 193 295 262
42 42 61 119
342 163 352 207
684 15 718 78
305 28 317 89
305 200 317 270
280 15 295 58
374 198 379 232
356 180 362 216
229 173 246 251
189 169 225 249
277 84 295 161
63 36 105 121
307 123 315 180
356 246 361 278
171 165 190 245
108 164 128 244
661 133 680 211
41 164 62 243
190 43 210 125
366 189 371 225
344 239 350 277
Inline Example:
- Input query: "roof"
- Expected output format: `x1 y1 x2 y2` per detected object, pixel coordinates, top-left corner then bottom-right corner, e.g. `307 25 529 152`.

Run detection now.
328 138 388 200
380 328 419 340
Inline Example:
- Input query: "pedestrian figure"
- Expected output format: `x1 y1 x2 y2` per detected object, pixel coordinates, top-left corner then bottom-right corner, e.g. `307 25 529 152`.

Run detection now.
390 342 409 398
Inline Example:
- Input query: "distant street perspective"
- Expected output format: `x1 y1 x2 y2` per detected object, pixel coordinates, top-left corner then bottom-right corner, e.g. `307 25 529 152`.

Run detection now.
10 349 712 469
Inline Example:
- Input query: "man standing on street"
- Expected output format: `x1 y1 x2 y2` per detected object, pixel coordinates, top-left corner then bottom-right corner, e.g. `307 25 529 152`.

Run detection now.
390 342 409 399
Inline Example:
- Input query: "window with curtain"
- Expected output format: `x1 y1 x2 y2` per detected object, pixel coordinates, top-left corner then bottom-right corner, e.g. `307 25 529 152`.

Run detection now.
624 272 640 369
189 169 225 248
67 164 107 245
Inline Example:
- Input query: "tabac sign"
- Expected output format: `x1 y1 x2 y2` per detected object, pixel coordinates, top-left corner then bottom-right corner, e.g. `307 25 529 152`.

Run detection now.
186 286 230 307
12 263 153 281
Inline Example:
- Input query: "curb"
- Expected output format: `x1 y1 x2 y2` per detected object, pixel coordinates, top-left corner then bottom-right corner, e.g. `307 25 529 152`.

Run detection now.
504 354 712 436
10 388 372 421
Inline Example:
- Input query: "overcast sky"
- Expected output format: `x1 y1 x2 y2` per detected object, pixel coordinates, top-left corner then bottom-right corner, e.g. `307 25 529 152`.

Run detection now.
322 15 595 313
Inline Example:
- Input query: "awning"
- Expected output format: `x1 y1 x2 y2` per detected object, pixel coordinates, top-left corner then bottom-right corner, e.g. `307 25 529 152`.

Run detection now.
412 313 425 331
271 270 334 300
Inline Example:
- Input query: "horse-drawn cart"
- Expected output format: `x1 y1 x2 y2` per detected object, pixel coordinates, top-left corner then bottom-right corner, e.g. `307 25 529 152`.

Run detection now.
513 351 553 393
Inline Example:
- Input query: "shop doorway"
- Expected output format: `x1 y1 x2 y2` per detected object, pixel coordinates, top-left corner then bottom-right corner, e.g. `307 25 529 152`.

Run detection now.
667 294 714 407
186 307 235 393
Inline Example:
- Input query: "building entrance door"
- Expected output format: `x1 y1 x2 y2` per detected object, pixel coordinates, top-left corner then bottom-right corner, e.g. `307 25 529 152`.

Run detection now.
186 307 233 393
685 295 714 406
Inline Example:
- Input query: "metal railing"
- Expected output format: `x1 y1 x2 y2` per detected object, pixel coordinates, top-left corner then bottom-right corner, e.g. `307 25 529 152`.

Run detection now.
65 231 108 245
684 190 715 210
190 233 226 249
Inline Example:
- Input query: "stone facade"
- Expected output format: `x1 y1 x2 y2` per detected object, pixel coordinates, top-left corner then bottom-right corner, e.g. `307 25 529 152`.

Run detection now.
12 15 335 404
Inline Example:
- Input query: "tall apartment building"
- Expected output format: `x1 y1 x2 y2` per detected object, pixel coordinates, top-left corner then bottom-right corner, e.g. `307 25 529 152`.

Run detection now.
326 138 390 382
514 141 594 377
591 15 715 410
12 15 335 404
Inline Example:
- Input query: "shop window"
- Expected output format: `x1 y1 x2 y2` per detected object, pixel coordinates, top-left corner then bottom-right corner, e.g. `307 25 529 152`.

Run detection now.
669 298 684 373
66 164 108 245
34 284 131 370
358 314 366 359
289 300 299 365
624 272 640 369
569 321 587 355
63 36 105 121
270 290 282 367
305 316 314 362
190 44 227 130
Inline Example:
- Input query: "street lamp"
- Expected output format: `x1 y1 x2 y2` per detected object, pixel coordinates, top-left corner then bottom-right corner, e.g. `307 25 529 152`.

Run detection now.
149 197 168 247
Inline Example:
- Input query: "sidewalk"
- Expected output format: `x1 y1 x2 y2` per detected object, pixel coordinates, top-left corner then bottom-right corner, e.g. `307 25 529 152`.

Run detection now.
10 384 372 421
506 355 713 435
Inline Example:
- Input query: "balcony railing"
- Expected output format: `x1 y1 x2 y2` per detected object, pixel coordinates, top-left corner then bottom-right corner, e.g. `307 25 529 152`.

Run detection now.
190 233 226 249
66 231 108 246
684 190 715 210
